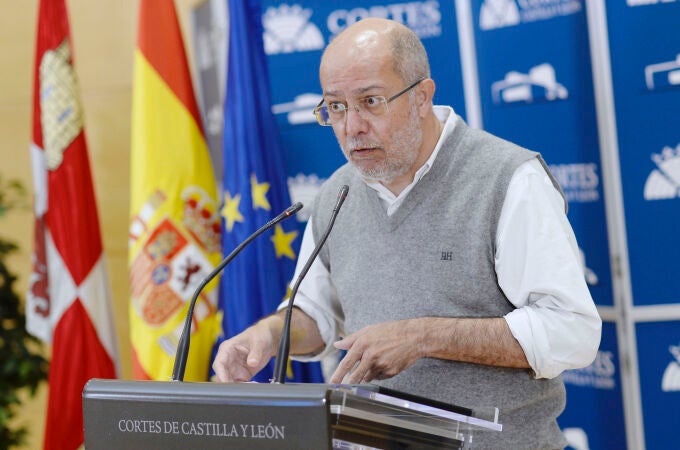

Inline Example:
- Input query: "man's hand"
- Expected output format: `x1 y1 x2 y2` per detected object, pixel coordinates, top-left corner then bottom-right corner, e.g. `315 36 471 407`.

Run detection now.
212 319 279 382
330 320 424 384
329 316 531 384
211 308 326 382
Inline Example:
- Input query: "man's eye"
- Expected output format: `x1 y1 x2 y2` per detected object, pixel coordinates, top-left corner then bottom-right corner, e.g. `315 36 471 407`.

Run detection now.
328 103 346 113
363 96 382 108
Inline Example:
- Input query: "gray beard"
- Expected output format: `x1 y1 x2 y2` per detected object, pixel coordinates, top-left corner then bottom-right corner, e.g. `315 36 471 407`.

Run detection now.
343 104 423 184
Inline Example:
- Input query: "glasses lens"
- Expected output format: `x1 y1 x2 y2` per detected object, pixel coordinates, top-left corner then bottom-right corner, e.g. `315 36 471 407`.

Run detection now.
360 96 388 116
316 105 331 126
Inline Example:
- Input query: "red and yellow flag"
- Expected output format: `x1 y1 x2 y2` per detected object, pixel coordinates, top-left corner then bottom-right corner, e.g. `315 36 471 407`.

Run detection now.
129 0 221 381
27 1 119 448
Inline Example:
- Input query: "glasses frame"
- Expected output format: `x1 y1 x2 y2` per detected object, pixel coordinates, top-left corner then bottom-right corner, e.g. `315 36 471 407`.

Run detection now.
313 77 426 126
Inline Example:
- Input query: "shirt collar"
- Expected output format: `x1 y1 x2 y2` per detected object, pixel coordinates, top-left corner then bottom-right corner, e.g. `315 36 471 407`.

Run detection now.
366 106 457 210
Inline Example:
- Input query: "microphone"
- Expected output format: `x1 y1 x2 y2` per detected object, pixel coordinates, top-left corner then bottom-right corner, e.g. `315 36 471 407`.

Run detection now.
272 185 349 384
172 202 303 382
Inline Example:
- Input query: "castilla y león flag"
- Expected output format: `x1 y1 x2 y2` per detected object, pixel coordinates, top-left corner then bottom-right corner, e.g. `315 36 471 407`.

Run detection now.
129 0 222 381
26 1 119 449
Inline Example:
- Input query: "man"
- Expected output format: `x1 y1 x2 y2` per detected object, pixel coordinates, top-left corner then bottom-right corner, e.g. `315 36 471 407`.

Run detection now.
213 18 601 449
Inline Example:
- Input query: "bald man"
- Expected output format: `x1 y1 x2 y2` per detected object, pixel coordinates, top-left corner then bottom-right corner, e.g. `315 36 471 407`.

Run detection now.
213 18 601 449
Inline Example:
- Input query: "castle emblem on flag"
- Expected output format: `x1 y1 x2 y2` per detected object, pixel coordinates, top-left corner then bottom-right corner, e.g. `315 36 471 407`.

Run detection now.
39 40 83 170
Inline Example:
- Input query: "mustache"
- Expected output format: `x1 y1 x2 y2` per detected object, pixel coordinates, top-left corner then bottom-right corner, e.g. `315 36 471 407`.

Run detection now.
344 138 384 152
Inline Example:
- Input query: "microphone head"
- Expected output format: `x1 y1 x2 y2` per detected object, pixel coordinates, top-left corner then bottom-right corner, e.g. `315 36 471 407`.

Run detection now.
286 202 304 216
334 185 349 212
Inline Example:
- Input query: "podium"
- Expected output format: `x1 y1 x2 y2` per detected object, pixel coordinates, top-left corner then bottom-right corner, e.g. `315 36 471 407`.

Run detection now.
83 379 502 449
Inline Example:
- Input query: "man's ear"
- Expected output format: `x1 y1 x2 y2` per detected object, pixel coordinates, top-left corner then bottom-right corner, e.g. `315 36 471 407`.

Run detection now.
417 78 436 117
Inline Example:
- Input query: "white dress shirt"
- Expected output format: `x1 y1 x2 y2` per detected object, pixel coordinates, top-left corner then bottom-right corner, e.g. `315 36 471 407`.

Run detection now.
281 106 602 379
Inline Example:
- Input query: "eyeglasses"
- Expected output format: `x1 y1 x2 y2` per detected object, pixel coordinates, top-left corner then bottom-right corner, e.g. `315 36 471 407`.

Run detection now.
313 78 425 126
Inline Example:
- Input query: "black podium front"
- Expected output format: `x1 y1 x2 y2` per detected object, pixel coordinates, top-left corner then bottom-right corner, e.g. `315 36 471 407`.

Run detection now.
82 380 501 449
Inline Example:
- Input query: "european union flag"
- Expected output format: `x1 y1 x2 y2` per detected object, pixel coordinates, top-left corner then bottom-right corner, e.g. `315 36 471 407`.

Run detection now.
217 0 323 383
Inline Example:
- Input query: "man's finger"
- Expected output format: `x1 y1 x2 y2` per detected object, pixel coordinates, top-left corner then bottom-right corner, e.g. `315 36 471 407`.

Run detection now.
212 348 233 382
236 343 260 368
346 359 372 384
212 360 228 382
330 350 362 384
333 332 358 351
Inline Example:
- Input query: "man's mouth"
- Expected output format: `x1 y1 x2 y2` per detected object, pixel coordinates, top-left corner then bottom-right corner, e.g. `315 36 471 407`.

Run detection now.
351 146 381 157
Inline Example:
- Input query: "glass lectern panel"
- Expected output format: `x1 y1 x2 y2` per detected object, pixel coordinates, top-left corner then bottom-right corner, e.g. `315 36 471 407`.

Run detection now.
328 385 502 449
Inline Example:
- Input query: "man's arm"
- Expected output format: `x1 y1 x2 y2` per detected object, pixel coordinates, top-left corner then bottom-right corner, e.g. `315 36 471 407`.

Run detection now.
331 316 528 384
212 307 325 382
497 159 601 378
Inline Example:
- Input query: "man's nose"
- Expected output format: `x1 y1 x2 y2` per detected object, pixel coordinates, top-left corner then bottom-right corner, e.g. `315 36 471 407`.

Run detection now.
344 105 369 136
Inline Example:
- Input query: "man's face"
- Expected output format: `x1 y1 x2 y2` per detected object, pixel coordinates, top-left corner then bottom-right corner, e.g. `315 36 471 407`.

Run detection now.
320 53 424 184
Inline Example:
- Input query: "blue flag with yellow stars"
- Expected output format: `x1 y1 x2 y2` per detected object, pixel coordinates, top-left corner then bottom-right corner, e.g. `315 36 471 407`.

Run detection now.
217 0 323 383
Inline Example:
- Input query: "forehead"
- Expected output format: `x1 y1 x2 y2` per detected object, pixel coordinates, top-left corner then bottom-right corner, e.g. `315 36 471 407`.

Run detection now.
320 50 401 97
320 29 401 97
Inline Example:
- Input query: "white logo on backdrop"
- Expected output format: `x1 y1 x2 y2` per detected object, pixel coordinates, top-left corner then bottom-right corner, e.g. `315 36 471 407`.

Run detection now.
479 0 581 30
287 173 325 222
262 4 325 55
327 1 442 38
562 350 616 389
645 54 680 90
492 63 568 104
549 163 600 203
480 0 520 30
628 0 677 6
643 144 680 200
272 93 322 125
661 344 680 392
563 428 590 450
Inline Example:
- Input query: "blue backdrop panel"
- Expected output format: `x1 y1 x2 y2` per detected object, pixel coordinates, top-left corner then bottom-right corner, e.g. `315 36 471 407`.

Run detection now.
261 0 466 183
636 321 680 449
469 0 613 308
605 1 680 305
468 1 617 446
559 322 625 450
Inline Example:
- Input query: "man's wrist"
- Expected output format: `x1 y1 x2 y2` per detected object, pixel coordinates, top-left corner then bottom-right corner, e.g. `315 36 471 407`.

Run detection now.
408 317 437 359
255 314 285 358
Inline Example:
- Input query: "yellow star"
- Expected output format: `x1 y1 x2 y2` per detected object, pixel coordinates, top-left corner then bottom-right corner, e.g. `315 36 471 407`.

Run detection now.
221 191 244 232
287 359 294 379
270 224 298 260
251 173 271 211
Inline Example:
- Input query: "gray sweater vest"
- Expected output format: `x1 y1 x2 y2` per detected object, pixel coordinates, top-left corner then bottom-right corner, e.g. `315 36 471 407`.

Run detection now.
312 117 567 449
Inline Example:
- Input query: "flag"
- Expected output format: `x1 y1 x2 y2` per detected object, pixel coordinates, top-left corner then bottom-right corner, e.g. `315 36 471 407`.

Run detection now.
26 1 119 448
129 0 222 381
218 0 323 383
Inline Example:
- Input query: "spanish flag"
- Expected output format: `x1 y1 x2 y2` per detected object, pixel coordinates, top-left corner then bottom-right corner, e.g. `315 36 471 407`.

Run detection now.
129 0 221 381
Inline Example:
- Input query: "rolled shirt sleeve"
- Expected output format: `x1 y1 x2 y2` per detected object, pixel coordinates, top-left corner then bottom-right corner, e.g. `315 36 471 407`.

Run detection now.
498 159 602 379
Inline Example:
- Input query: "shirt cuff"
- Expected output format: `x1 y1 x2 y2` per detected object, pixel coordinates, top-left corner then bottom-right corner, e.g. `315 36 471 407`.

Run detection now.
505 300 602 379
505 307 550 379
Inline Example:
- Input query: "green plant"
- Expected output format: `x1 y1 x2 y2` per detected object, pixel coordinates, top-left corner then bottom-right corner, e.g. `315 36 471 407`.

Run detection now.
0 176 48 449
